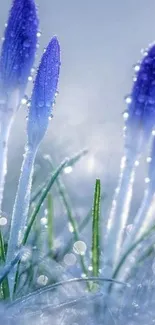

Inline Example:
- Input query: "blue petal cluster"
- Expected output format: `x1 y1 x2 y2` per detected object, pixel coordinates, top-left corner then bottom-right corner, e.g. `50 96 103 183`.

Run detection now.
27 36 60 148
126 44 155 139
0 0 38 96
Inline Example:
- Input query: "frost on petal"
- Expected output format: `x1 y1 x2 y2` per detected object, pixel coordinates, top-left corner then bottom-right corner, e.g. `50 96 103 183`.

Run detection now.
126 43 155 140
27 36 61 148
0 0 38 96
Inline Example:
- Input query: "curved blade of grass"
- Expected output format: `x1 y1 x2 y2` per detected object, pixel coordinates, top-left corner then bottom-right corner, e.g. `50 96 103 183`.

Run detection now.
30 148 88 205
57 207 92 261
54 177 90 288
44 156 90 288
0 232 9 299
0 252 21 286
13 159 68 296
108 222 155 293
23 159 68 245
43 148 88 171
10 276 129 307
92 179 101 277
47 193 54 252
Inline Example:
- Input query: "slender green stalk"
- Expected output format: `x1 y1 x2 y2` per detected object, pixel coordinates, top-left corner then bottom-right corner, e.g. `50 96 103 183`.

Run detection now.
92 179 101 277
6 146 37 297
54 176 90 285
47 193 54 251
23 159 68 245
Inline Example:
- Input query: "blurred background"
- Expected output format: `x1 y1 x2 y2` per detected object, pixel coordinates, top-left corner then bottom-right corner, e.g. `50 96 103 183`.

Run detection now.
0 0 155 221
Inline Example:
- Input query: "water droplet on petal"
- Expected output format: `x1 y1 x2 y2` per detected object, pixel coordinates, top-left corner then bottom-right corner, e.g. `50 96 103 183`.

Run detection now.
147 157 152 163
123 111 129 120
138 94 146 103
148 97 155 105
28 76 33 81
125 95 132 104
38 101 44 108
23 40 30 48
145 177 150 184
134 64 140 72
21 96 28 105
135 160 139 167
37 31 42 38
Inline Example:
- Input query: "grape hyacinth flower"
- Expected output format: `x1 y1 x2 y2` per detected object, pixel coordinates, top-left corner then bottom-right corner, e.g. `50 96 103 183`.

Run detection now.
105 43 155 273
0 0 38 212
6 37 61 297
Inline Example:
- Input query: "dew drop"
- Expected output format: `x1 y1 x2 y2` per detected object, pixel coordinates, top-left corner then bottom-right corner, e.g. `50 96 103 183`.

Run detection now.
28 76 33 81
123 111 129 120
40 217 48 226
152 129 155 136
37 31 42 38
81 273 87 278
88 265 93 271
134 64 140 72
126 224 133 234
138 95 145 103
21 247 32 262
146 157 152 163
64 253 76 266
21 96 28 105
125 95 132 104
23 40 30 48
37 275 48 286
148 97 155 105
31 67 36 74
145 177 150 184
135 160 139 167
0 217 7 226
38 101 44 108
73 241 87 255
46 101 51 108
68 222 74 233
64 166 73 174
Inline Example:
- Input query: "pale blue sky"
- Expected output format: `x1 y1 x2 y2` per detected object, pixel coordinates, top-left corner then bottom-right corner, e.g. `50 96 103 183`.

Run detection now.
1 0 155 215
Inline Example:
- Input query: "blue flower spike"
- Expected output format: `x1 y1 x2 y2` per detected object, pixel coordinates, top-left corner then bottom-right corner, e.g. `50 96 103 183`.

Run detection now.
0 0 39 98
0 0 39 213
6 37 61 298
124 43 155 152
105 43 155 276
27 36 60 149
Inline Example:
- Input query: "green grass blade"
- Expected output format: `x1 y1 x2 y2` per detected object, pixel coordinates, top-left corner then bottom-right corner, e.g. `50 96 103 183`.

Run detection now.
44 148 88 170
23 159 68 245
0 231 9 299
92 179 101 278
108 222 155 293
47 193 54 251
30 148 88 206
55 177 90 283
